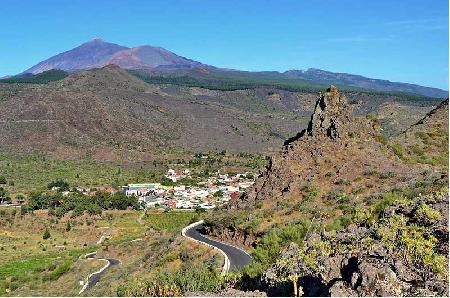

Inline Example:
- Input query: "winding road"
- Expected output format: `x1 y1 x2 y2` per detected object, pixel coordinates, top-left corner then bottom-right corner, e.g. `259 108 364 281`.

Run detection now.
78 219 251 294
78 252 120 295
182 220 252 273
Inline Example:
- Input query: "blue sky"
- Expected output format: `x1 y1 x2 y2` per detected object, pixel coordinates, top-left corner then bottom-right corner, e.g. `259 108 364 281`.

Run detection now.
1 0 448 89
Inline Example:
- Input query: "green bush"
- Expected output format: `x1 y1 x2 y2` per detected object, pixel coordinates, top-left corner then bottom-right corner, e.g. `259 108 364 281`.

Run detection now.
43 258 73 281
389 143 405 159
244 220 310 278
414 203 441 224
213 190 224 198
43 229 51 240
327 191 350 204
47 179 70 191
377 214 448 280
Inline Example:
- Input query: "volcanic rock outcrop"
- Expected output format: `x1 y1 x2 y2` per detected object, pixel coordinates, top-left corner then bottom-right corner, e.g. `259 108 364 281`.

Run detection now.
235 86 415 209
262 188 449 296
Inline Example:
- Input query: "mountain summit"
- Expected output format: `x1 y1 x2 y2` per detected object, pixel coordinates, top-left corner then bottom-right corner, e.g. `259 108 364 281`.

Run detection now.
24 39 128 74
23 39 203 74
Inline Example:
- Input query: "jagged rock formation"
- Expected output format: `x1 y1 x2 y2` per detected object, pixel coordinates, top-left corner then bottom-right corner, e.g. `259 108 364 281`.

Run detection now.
306 85 350 139
286 85 353 143
235 86 415 210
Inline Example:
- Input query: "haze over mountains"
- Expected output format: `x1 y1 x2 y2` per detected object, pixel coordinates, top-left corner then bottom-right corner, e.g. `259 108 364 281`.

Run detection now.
21 39 448 98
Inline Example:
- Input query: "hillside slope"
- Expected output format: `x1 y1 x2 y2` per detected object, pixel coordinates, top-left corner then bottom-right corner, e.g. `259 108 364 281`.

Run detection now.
394 99 449 169
0 69 440 161
0 66 305 160
204 87 448 296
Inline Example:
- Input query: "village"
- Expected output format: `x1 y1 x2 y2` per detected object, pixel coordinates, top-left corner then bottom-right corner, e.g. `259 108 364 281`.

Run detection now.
122 169 255 210
0 167 256 211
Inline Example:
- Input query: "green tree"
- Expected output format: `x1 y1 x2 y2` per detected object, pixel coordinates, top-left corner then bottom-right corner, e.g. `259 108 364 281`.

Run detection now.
0 187 11 204
213 190 224 198
47 179 70 191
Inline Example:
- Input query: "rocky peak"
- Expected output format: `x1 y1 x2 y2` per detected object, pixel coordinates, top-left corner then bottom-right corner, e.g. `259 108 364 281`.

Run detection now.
306 85 350 140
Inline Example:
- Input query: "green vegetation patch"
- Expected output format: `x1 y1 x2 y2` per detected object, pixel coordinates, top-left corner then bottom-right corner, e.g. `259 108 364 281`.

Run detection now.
144 212 198 233
117 264 224 296
0 257 52 280
0 70 68 84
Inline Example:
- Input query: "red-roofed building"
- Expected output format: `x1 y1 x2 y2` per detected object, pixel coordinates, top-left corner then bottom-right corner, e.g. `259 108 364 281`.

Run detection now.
166 199 177 209
230 192 240 200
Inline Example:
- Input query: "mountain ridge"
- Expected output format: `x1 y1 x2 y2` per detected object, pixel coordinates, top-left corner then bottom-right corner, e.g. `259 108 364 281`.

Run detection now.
285 68 448 98
20 39 447 98
1 67 439 161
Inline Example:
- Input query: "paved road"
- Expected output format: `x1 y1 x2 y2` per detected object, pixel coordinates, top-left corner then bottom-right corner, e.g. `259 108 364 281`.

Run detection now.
184 223 252 272
79 253 120 294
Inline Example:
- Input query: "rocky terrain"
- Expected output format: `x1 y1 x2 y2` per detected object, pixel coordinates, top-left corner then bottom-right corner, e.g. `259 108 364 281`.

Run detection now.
204 86 448 296
224 86 418 218
263 186 448 296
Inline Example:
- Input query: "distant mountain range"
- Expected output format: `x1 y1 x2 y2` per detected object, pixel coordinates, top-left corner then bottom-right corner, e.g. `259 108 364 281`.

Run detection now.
23 38 204 74
284 69 448 98
20 39 448 98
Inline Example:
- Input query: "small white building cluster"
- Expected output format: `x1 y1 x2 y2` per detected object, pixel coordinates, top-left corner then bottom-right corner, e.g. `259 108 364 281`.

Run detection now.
164 169 190 182
123 169 255 210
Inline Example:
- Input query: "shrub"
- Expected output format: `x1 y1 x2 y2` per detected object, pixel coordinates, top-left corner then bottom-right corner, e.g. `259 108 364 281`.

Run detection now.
117 280 182 297
389 143 405 159
414 203 441 224
327 191 349 204
335 179 351 186
377 214 448 280
213 191 224 198
65 221 72 231
117 265 223 296
244 221 310 278
43 258 73 281
375 134 388 145
293 188 319 212
43 229 51 240
325 215 352 231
